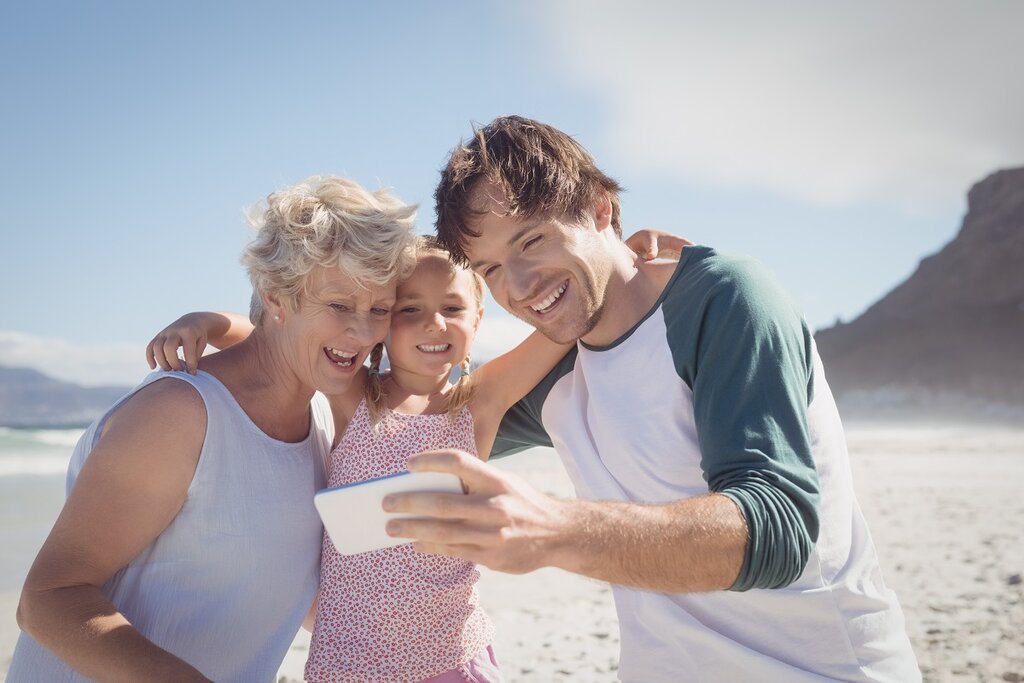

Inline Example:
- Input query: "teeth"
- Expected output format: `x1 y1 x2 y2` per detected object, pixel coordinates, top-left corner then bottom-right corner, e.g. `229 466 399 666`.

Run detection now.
417 344 450 353
326 347 357 367
531 282 567 313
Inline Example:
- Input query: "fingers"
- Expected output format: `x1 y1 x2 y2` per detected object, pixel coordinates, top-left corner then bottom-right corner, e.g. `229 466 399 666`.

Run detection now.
386 515 497 543
163 338 184 372
405 449 500 492
144 334 191 373
183 335 205 375
626 231 657 259
384 491 510 524
146 336 174 372
145 338 158 370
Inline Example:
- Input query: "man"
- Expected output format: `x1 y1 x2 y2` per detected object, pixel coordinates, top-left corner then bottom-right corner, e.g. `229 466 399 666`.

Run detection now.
384 116 920 681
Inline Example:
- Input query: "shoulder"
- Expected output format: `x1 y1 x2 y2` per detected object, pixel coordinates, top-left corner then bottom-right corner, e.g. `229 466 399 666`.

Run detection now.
665 247 785 305
97 374 207 463
661 248 810 382
662 247 801 332
107 375 206 431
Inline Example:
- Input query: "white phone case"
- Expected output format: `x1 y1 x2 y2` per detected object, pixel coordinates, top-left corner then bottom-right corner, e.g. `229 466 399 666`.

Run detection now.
313 471 464 555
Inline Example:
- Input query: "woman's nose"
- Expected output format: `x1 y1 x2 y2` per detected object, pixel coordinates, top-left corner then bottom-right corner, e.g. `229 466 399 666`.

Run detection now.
346 315 377 345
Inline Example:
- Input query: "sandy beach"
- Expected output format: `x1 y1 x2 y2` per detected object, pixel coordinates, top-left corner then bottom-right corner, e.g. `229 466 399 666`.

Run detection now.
3 425 1022 682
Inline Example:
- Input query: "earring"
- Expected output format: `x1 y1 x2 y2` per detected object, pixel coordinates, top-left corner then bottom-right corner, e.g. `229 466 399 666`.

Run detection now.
274 314 281 321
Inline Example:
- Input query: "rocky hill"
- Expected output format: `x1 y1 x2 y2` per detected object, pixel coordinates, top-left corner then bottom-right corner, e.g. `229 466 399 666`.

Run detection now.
815 167 1024 421
0 365 129 427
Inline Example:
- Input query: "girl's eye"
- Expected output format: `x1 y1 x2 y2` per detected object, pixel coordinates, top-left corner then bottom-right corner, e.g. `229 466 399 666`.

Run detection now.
444 306 464 314
399 307 418 314
524 235 541 250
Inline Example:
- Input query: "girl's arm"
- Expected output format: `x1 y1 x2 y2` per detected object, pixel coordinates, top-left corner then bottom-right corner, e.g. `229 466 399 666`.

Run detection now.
624 228 693 260
471 331 573 418
146 311 253 374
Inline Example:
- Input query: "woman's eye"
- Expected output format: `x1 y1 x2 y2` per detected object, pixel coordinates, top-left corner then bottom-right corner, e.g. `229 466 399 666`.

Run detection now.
444 307 464 314
371 307 391 316
330 303 350 312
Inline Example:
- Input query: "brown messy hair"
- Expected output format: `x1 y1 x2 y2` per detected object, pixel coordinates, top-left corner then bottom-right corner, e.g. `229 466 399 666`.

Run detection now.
364 236 484 427
434 115 624 265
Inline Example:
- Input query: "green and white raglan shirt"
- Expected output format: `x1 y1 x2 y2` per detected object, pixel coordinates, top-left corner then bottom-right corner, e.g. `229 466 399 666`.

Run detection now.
493 246 920 682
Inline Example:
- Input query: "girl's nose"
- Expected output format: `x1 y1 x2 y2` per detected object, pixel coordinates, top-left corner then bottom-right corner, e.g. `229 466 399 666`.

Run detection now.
425 311 446 333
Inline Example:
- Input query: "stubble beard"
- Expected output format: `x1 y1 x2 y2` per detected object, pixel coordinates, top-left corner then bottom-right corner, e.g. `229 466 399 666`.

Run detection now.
515 280 606 345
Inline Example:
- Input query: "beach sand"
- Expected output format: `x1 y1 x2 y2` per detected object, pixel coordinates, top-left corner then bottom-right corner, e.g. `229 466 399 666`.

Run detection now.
3 426 1022 682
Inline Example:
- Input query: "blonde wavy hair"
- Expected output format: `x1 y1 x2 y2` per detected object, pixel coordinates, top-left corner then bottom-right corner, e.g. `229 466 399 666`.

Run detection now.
364 236 485 427
242 176 418 323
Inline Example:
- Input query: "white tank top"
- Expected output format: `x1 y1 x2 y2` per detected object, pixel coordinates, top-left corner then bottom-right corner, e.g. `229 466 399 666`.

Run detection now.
8 370 333 683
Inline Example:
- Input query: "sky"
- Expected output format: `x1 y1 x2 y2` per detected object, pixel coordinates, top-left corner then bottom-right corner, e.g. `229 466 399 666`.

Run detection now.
1 0 1022 386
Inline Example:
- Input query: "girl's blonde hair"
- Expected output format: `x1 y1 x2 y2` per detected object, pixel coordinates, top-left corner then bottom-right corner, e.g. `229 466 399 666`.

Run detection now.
242 175 418 323
365 236 485 426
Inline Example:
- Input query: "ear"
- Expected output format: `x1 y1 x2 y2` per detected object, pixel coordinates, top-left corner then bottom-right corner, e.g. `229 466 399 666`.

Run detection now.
474 305 484 333
262 290 287 322
593 191 613 232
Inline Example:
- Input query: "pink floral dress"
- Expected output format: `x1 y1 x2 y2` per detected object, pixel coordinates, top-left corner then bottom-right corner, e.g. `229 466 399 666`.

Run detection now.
305 401 494 683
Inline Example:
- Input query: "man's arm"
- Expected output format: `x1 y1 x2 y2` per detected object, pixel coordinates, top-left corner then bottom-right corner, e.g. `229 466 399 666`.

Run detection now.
386 253 820 593
670 254 819 590
16 379 213 682
384 449 746 592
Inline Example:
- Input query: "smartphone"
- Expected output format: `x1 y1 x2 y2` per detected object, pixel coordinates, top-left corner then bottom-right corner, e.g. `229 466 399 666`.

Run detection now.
313 471 464 555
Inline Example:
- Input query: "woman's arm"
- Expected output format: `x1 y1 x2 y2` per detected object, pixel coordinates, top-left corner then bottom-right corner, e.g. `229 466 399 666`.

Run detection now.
16 379 213 682
146 311 253 374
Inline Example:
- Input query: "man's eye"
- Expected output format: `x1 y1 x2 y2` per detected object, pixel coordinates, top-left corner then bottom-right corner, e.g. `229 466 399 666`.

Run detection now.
483 265 500 278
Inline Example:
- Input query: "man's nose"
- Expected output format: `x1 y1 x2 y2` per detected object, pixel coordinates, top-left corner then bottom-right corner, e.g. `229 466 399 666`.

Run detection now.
505 261 538 302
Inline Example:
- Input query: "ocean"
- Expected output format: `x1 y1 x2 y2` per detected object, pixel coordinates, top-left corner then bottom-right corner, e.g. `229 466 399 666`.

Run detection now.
0 427 82 592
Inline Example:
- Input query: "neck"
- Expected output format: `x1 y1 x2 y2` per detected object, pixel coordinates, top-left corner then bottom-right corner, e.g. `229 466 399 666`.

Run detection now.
580 239 674 347
205 328 315 424
382 363 452 415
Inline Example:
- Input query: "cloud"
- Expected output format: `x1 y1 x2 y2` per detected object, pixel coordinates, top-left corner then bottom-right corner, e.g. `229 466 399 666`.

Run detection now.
0 330 148 387
532 1 1024 209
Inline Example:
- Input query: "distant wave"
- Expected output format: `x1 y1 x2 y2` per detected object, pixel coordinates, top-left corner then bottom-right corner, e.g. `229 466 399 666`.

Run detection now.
0 427 85 448
0 454 70 477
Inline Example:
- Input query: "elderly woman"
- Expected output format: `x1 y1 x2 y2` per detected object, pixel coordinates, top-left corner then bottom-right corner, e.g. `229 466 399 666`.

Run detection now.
9 177 417 682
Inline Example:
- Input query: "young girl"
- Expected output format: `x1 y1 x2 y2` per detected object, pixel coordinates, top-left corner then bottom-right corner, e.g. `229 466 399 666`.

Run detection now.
147 236 575 682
